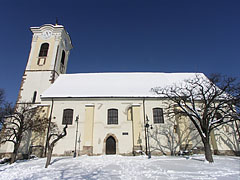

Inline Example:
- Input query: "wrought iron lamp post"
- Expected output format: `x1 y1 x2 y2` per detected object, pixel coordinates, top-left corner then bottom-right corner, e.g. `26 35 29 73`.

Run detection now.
145 115 153 159
73 115 79 158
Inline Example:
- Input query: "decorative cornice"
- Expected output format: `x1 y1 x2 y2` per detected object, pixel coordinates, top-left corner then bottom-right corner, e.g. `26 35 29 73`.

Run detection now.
30 24 73 49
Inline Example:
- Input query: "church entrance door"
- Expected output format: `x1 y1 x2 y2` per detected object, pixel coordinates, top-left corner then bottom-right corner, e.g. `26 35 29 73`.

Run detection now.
106 136 116 154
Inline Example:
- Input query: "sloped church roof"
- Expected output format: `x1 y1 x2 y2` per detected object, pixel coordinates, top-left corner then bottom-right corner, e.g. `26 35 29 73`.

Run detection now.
41 72 206 99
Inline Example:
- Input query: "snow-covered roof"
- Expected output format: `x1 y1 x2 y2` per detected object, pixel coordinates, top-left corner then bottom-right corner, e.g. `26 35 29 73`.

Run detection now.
41 72 206 99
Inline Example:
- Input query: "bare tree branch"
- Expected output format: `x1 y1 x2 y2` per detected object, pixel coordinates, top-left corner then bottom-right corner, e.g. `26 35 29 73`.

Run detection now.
45 123 68 168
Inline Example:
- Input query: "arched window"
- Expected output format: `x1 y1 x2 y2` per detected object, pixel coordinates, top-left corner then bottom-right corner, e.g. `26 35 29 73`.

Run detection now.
62 109 74 125
39 43 49 57
61 50 65 65
32 91 37 103
153 108 164 124
108 109 118 125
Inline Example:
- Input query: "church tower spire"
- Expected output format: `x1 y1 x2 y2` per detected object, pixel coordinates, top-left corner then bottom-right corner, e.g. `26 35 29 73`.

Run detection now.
17 24 73 104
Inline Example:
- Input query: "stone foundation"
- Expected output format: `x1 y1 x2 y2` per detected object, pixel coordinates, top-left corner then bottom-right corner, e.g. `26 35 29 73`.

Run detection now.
82 146 93 155
29 145 44 158
133 145 142 155
0 152 12 159
214 150 240 156
1 149 239 159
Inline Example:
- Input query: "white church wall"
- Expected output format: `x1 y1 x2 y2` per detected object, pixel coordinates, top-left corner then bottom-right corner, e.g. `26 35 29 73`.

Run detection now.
41 99 86 155
144 99 180 155
41 98 139 155
19 71 53 103
91 99 136 155
40 97 238 156
0 141 14 155
40 98 181 155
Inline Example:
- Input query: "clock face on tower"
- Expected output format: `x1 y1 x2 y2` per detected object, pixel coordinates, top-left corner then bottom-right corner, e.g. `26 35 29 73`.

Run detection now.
42 30 52 39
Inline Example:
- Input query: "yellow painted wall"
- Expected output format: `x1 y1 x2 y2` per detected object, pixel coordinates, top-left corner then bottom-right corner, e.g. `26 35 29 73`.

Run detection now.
29 37 56 70
132 105 142 147
210 131 218 150
83 105 95 146
176 113 192 147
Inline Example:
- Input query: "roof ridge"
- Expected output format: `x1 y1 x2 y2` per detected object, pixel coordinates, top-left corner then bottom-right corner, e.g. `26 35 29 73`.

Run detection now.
60 72 202 76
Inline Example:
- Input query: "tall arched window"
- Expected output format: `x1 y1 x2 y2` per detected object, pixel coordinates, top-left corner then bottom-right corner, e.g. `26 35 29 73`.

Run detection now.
108 109 118 125
39 43 49 57
61 50 65 65
153 108 164 124
32 91 37 103
62 109 74 125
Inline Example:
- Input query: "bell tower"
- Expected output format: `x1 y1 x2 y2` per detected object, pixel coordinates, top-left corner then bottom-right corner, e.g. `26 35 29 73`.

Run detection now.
17 24 73 104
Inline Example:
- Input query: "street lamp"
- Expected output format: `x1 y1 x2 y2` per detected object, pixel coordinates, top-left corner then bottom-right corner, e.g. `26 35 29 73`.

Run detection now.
73 115 79 158
145 115 153 159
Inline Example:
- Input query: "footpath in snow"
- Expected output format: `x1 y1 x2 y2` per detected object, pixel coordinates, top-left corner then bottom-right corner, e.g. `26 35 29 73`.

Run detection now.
0 155 239 180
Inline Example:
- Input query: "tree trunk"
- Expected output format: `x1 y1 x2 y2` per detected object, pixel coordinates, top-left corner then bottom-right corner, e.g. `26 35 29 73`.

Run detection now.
45 146 53 168
10 140 21 164
203 141 214 163
45 124 68 168
10 148 17 164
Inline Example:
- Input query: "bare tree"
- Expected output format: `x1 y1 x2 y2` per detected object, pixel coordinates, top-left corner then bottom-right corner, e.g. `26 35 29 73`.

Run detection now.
152 74 240 162
0 89 4 105
0 89 12 128
0 104 48 164
45 123 68 168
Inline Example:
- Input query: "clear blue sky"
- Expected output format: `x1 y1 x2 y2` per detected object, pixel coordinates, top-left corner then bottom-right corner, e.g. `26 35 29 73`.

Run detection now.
0 0 239 103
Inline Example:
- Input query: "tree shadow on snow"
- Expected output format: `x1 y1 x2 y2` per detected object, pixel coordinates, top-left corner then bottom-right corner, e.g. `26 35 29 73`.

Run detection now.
59 168 109 180
50 157 71 165
180 156 205 162
189 157 205 162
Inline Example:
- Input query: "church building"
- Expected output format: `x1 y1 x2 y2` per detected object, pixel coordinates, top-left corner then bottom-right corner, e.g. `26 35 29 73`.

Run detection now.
0 24 238 157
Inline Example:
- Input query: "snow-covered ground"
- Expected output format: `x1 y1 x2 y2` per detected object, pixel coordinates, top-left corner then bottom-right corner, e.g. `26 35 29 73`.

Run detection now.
0 155 239 180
